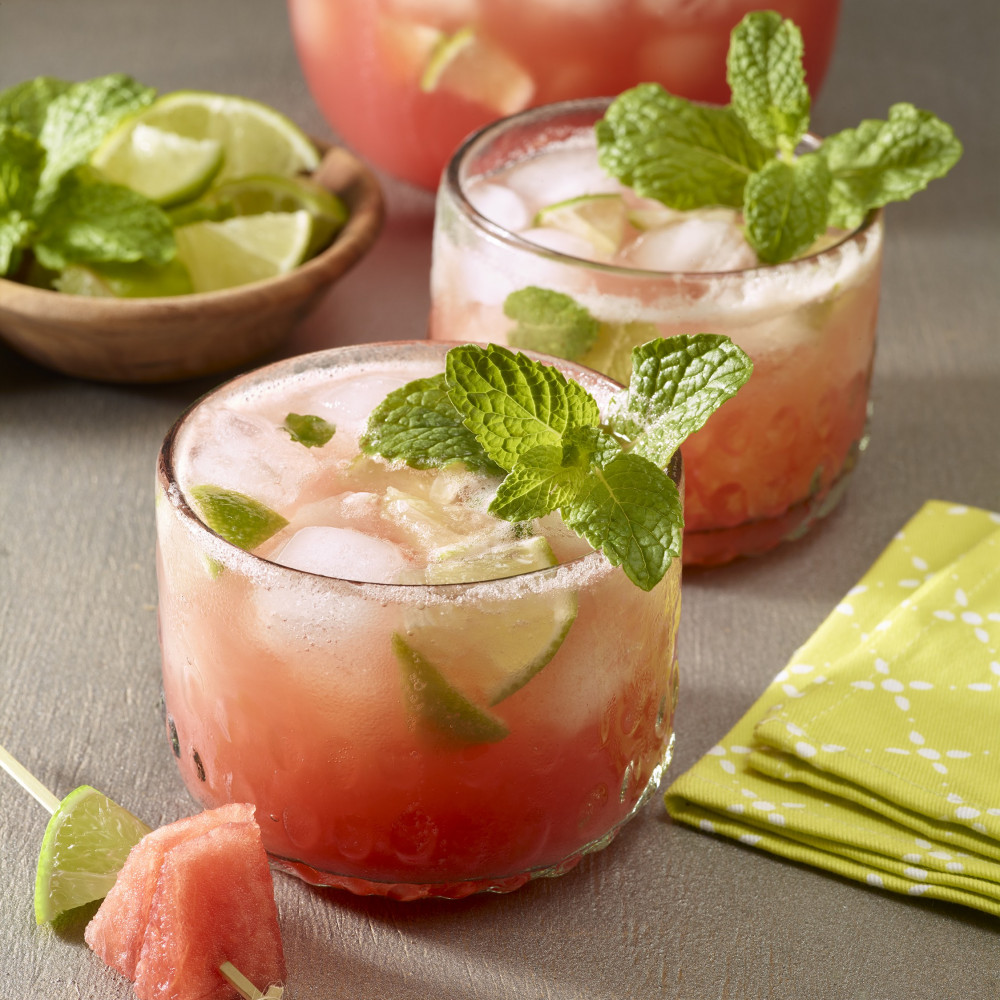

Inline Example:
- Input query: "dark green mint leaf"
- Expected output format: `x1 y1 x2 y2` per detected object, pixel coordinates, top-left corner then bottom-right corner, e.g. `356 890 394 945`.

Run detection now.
283 413 336 448
445 343 600 471
561 452 683 591
743 152 831 264
0 77 70 138
609 334 753 465
596 83 771 210
360 373 501 474
503 286 600 361
820 103 964 230
38 74 156 196
0 126 44 275
34 174 174 270
727 10 810 153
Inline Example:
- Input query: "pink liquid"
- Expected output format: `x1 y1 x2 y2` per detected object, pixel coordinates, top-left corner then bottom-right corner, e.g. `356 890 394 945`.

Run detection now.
287 0 841 189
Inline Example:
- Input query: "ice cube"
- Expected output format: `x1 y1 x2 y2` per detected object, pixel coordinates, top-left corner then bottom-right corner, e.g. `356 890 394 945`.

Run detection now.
311 373 412 438
519 226 600 261
503 146 622 217
180 404 318 509
466 181 532 232
622 214 758 273
274 525 410 583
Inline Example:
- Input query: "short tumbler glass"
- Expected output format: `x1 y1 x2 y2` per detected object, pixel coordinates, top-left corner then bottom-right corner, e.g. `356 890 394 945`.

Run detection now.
155 341 682 900
429 99 884 566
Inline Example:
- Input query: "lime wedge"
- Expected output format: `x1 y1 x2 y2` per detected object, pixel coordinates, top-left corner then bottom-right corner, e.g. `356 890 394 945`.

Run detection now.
95 90 319 185
35 785 151 924
169 174 347 257
393 634 509 745
174 210 314 292
54 258 194 298
91 122 223 206
535 194 629 258
420 26 534 115
580 320 662 387
406 535 578 706
188 485 288 550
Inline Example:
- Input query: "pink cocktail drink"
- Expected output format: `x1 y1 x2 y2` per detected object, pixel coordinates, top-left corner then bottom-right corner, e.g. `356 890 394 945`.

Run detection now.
156 342 682 899
429 100 884 565
286 0 840 189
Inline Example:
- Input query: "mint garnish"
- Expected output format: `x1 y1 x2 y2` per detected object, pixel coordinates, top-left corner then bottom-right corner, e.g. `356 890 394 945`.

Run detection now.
364 336 752 591
596 10 962 264
504 286 600 360
283 412 336 448
0 73 173 279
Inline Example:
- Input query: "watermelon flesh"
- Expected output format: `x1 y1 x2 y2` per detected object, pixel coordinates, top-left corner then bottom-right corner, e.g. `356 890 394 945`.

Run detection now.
85 803 286 1000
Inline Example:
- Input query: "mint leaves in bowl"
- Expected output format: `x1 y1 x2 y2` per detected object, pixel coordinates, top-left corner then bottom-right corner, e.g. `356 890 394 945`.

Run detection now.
0 73 383 383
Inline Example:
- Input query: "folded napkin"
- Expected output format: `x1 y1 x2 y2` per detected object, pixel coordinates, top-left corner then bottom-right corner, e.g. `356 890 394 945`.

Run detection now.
665 501 1000 916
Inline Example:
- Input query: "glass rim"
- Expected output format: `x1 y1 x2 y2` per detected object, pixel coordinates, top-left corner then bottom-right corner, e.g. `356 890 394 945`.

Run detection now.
157 339 683 594
442 95 882 280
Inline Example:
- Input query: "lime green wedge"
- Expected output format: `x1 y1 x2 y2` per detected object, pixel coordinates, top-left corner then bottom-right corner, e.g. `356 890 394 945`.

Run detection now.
188 485 288 550
406 535 578 707
393 634 510 745
95 90 319 186
34 784 150 924
91 122 224 206
579 320 662 387
535 194 629 257
174 210 314 292
169 174 348 257
420 26 534 115
54 258 193 298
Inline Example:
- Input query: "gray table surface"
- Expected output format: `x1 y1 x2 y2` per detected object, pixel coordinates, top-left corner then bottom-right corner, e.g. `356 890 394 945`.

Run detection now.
1 2 998 998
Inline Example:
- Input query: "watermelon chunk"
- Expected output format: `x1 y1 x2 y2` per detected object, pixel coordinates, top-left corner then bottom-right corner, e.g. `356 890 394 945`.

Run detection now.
85 803 286 1000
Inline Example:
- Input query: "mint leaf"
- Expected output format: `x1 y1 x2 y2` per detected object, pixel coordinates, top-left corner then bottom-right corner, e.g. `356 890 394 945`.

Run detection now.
34 173 174 269
0 126 44 274
561 452 683 591
503 286 600 361
445 343 600 470
38 74 155 196
743 153 831 264
596 83 771 210
0 77 70 138
283 413 335 448
727 10 809 154
609 334 753 466
820 103 964 230
360 373 501 475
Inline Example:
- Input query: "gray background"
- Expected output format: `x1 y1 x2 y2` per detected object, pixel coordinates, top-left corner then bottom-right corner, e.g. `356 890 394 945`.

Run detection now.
1 1 997 998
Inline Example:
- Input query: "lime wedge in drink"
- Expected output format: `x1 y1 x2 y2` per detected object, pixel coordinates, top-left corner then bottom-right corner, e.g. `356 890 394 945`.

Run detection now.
174 210 314 292
393 634 510 745
91 122 224 206
535 194 630 258
580 320 662 387
420 26 534 115
54 258 194 298
188 485 288 550
169 174 348 258
34 784 151 924
94 90 319 185
405 535 578 708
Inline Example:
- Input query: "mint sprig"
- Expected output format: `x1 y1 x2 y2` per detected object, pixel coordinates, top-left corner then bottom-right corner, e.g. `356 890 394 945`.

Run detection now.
363 337 752 590
0 74 173 279
596 10 962 264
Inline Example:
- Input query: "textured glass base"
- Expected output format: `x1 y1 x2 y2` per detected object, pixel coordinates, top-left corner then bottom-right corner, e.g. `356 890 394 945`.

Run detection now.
268 734 676 901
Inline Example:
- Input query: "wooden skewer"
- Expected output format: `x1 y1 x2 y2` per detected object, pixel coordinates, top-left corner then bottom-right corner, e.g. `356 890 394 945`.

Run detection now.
0 743 61 815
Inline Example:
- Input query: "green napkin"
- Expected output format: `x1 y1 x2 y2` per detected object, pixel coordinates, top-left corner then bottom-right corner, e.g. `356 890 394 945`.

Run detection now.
665 501 1000 916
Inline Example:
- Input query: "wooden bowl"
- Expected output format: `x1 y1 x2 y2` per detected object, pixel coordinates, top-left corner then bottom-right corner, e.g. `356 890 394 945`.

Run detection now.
0 144 384 383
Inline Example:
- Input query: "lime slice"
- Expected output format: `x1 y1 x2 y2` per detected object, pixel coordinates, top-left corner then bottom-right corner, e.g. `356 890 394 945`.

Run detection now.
96 90 319 186
188 485 289 550
91 122 224 206
535 194 629 258
420 26 534 115
405 535 578 707
54 258 194 298
174 210 314 292
169 174 348 258
393 634 509 745
35 785 151 924
579 320 663 387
